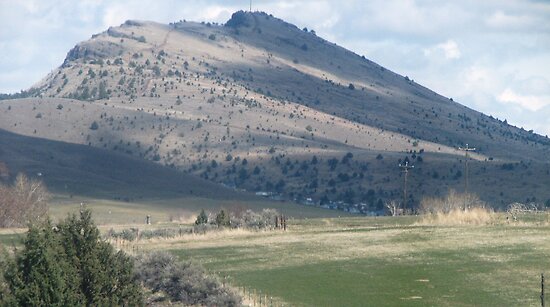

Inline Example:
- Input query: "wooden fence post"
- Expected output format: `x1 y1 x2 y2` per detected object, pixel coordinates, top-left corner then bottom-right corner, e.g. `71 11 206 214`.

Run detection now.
542 273 545 307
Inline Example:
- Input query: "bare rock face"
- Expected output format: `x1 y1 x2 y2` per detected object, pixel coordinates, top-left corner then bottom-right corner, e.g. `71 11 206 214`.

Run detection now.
225 11 253 28
62 41 125 67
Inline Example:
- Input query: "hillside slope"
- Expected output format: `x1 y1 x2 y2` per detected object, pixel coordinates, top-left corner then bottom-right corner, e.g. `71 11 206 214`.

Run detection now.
1 11 549 210
0 128 249 201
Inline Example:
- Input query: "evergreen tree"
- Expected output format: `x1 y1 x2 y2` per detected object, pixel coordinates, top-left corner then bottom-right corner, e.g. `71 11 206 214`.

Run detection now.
195 209 208 225
0 210 143 306
215 209 230 227
2 220 80 306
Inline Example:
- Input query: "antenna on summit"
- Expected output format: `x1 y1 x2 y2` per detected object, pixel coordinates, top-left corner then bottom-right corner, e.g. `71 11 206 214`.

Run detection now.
249 0 252 12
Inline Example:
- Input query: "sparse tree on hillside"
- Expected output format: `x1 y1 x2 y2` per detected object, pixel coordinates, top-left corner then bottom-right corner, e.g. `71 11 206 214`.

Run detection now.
90 121 99 130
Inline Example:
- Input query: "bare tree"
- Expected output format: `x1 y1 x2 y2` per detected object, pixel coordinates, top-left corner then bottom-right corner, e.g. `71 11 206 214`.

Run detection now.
0 173 49 228
385 200 401 216
419 189 485 214
0 162 9 181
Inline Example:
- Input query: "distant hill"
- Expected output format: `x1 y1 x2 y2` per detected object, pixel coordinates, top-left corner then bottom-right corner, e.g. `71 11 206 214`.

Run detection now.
1 11 549 210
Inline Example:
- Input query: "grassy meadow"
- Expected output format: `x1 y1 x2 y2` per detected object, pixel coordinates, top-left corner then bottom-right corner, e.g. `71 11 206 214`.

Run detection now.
115 213 550 306
2 199 550 306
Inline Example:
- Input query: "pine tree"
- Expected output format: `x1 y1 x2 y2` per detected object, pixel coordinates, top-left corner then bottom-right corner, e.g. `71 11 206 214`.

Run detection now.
215 209 230 227
195 209 208 225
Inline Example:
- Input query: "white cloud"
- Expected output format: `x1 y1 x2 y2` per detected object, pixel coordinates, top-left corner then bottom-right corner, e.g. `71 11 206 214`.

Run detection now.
498 88 550 112
102 4 132 28
438 40 461 59
486 10 535 30
424 40 461 59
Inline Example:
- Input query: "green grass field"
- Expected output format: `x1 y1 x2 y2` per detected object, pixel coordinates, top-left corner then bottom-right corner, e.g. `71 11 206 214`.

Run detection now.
125 216 550 307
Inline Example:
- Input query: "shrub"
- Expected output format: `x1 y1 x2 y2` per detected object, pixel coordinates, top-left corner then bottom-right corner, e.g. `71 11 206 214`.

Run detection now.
418 207 493 226
152 65 161 76
193 223 218 234
106 228 185 241
139 228 179 240
107 228 139 241
230 209 279 229
208 34 216 40
90 121 99 130
135 251 241 306
419 190 485 214
418 190 492 225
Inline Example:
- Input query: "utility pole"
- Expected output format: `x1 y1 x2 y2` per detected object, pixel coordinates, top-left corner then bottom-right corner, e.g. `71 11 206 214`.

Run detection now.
250 0 252 12
458 144 475 193
458 143 475 210
399 161 414 214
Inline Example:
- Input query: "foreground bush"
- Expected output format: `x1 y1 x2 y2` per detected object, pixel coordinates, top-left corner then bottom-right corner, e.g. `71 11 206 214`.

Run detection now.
135 252 241 306
0 210 143 306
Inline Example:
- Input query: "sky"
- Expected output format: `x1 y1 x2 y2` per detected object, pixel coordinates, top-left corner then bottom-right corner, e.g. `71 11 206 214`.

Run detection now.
1 0 550 135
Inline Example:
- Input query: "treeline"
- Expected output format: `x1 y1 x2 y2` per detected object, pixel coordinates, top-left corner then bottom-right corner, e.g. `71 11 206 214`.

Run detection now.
0 88 41 100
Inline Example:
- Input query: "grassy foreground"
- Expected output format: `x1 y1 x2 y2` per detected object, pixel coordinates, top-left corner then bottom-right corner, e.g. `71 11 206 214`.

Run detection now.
3 209 550 306
124 215 550 307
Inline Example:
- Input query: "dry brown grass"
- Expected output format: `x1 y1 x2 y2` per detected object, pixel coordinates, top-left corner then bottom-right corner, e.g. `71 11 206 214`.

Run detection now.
417 190 494 225
418 207 494 226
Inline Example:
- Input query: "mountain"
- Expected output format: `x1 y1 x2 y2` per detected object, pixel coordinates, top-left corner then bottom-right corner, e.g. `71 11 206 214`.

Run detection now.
1 11 549 210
